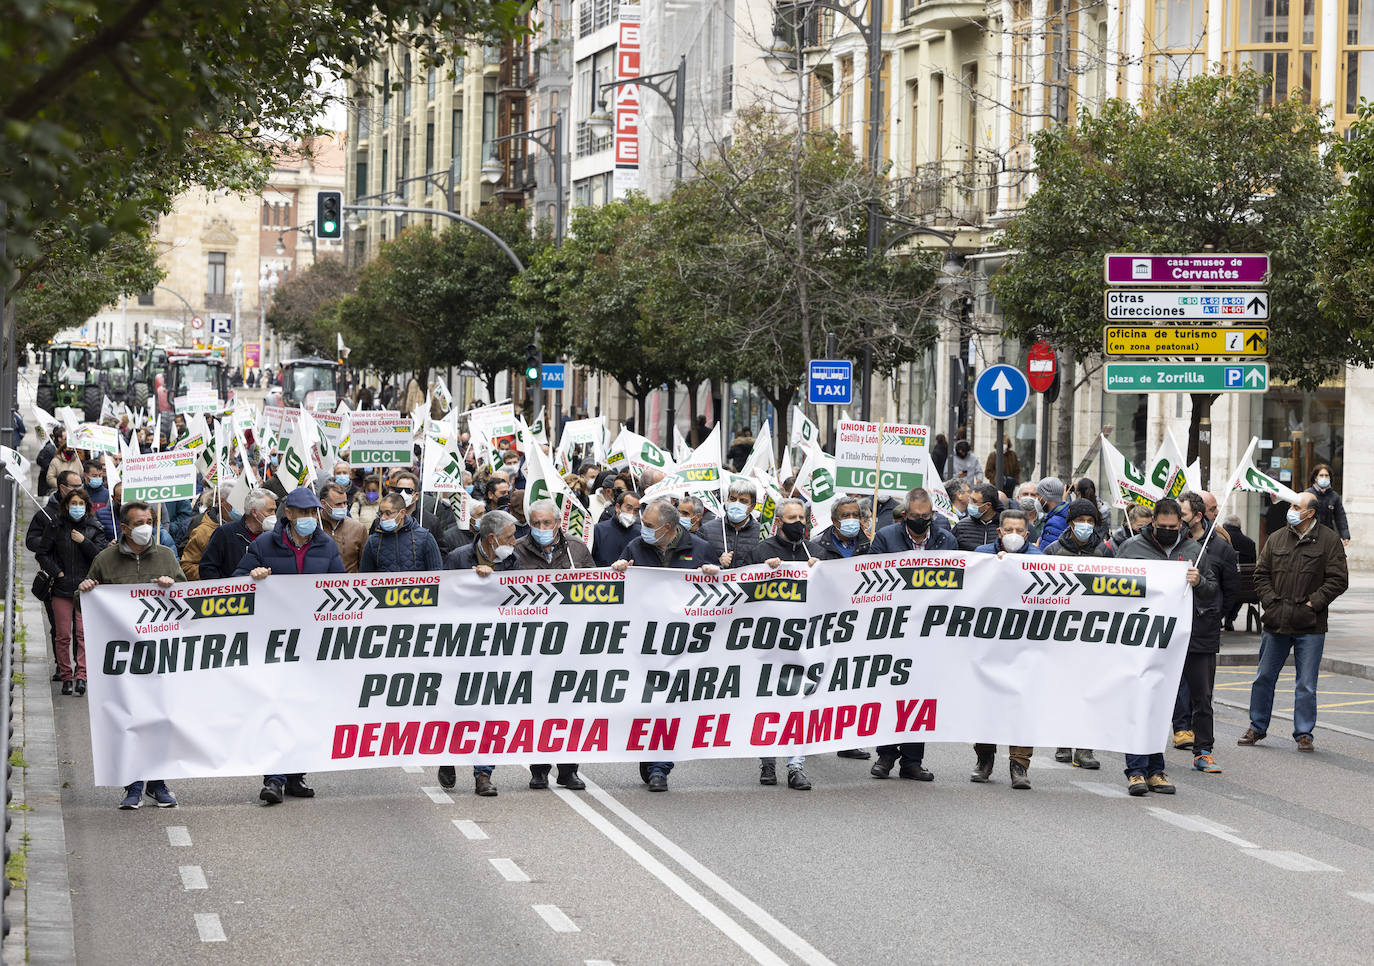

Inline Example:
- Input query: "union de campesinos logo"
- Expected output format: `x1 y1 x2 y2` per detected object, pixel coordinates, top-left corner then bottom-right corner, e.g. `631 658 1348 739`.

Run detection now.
854 566 964 595
686 573 809 607
1022 571 1147 598
502 579 625 606
138 590 257 623
317 580 441 613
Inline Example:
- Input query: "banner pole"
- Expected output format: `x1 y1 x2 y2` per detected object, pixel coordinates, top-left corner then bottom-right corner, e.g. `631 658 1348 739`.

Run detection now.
871 421 885 523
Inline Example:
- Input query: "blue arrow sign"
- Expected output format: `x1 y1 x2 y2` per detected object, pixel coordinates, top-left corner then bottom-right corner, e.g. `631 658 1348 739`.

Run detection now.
974 364 1030 419
808 359 852 405
541 363 566 389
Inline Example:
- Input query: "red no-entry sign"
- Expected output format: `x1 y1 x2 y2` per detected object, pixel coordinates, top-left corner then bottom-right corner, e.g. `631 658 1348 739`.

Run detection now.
1026 340 1056 393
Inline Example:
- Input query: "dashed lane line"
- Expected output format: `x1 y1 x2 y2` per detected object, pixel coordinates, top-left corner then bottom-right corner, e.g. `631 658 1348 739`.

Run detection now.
166 826 192 847
1241 850 1341 872
178 865 208 890
1347 892 1374 904
533 904 581 933
452 819 489 841
420 786 454 804
402 765 424 774
490 858 531 882
1072 780 1129 798
194 913 227 942
1145 808 1259 849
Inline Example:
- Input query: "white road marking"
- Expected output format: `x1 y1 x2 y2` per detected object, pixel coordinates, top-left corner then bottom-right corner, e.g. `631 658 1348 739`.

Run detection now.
178 865 208 890
533 904 580 933
1072 780 1128 798
420 786 454 804
560 775 827 966
1146 808 1260 848
1241 850 1341 872
1213 697 1374 741
166 826 192 847
402 765 424 774
490 858 531 882
1036 759 1074 770
194 913 226 942
585 961 617 966
1347 891 1374 904
452 819 489 841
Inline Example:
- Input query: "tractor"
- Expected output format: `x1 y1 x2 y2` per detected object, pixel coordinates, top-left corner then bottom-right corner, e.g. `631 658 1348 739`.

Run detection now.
281 357 344 411
36 343 104 422
156 349 230 433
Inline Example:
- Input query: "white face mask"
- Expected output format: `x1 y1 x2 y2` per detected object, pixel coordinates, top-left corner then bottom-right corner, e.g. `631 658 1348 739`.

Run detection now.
618 511 637 528
128 523 154 547
492 542 515 561
260 514 278 533
1316 476 1330 489
1001 532 1026 553
400 491 415 508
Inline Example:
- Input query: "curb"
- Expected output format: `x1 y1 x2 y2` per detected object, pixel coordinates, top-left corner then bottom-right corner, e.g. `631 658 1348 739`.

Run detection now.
1216 651 1374 683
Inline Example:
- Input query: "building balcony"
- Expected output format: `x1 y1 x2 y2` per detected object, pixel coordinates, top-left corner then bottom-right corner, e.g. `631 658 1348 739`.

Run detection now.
891 157 1000 227
900 0 988 32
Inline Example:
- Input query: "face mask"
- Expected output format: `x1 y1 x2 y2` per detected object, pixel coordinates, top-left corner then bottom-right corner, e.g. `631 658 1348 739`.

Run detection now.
68 504 87 521
334 474 350 486
1001 532 1026 552
726 503 749 524
398 491 415 508
640 523 660 545
330 506 348 521
496 496 510 510
293 515 318 537
261 514 278 533
87 477 103 489
365 491 379 503
905 517 932 536
531 526 556 547
968 504 983 520
492 542 515 561
1019 497 1038 514
838 518 862 538
1152 525 1179 544
379 516 398 532
680 516 694 530
780 520 806 543
1316 476 1330 489
1286 509 1305 528
1072 522 1096 543
618 511 637 528
129 523 154 546
268 455 279 467
228 506 244 521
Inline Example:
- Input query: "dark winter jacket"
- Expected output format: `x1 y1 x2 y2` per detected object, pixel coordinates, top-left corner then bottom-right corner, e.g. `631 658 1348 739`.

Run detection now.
1187 527 1240 652
742 533 813 566
233 522 345 576
84 539 185 588
361 515 443 573
1253 519 1348 635
1043 529 1114 558
35 441 57 497
445 542 519 572
1036 500 1071 551
514 529 594 571
369 502 462 557
871 521 960 555
703 515 762 566
1114 527 1219 606
1306 486 1350 540
975 539 1044 555
36 512 109 596
1223 523 1257 566
592 515 638 567
25 494 61 554
621 526 713 570
199 518 263 580
953 516 1000 551
812 527 872 560
84 483 117 541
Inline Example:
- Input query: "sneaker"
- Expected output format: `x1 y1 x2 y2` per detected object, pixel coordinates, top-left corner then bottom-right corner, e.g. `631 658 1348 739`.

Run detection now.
437 765 456 790
1192 753 1222 773
1172 730 1195 750
259 779 284 805
475 774 498 797
1146 773 1176 794
1073 749 1100 770
836 749 871 760
145 781 178 808
759 762 777 785
869 756 896 779
1296 735 1315 753
1127 775 1149 796
118 782 144 810
1237 728 1266 746
787 768 812 790
1009 761 1032 790
1054 747 1072 763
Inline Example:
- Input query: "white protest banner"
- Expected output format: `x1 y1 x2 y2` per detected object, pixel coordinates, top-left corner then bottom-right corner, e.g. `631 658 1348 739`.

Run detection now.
348 410 413 467
72 422 119 454
175 388 221 414
644 424 723 499
1100 436 1162 509
467 401 520 446
304 390 337 413
790 405 821 453
834 421 930 498
314 411 346 452
82 552 1192 785
556 416 608 463
122 450 197 504
607 427 675 476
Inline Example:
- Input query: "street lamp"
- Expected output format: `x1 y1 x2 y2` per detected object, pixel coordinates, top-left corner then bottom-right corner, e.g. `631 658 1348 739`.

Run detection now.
588 54 688 184
765 1 884 421
492 112 566 244
231 269 245 369
258 264 279 372
480 152 505 185
275 221 317 261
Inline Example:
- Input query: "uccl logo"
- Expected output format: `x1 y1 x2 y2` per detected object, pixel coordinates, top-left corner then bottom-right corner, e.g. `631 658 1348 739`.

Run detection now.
366 583 440 608
1076 574 1147 598
187 592 255 619
738 578 807 602
553 580 623 605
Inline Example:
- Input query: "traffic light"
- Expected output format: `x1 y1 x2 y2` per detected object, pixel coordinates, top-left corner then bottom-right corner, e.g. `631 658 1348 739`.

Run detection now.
524 343 542 390
316 191 343 239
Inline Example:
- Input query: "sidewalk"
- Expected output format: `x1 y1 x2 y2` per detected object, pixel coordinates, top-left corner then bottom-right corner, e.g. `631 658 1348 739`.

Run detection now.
1217 571 1374 680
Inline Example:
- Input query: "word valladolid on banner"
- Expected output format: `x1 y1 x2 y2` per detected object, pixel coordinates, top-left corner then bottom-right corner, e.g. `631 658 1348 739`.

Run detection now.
83 554 1192 786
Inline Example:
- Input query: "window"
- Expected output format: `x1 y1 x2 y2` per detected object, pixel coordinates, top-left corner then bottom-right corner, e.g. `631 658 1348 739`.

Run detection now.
451 109 464 180
381 146 388 188
840 57 854 144
355 159 368 198
137 291 155 306
381 68 390 130
207 252 227 295
963 63 979 167
934 72 945 164
427 66 437 102
1223 0 1320 104
482 93 497 163
908 79 920 165
1147 0 1208 90
402 53 412 114
425 122 436 173
1339 0 1374 128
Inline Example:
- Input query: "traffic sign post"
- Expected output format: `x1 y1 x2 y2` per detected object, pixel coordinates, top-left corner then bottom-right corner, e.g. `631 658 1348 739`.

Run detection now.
1104 362 1268 393
975 364 1030 490
1103 326 1268 357
1103 253 1270 286
1104 290 1269 321
1025 341 1056 479
808 360 853 406
540 363 566 389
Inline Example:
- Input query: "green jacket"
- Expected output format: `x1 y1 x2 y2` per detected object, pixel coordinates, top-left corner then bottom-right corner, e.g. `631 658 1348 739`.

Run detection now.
85 540 186 588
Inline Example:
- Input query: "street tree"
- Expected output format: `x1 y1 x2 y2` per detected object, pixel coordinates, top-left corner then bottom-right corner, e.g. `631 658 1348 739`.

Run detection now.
1317 100 1374 346
265 259 358 360
992 69 1343 469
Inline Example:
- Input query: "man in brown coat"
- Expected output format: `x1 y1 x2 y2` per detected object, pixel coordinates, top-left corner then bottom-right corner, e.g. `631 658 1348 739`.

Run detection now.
181 480 236 580
319 481 366 573
1240 491 1349 752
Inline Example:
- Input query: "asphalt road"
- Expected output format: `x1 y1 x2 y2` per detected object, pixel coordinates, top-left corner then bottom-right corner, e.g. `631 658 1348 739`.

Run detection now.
53 673 1374 966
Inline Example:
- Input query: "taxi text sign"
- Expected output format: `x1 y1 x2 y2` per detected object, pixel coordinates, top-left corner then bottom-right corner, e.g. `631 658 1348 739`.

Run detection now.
123 450 197 504
835 421 929 498
348 411 414 466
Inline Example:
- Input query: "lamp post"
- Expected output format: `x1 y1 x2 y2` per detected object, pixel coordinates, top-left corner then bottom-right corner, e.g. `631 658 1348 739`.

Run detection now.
258 264 279 372
587 54 687 185
767 1 883 421
490 112 566 245
275 220 317 262
231 269 245 372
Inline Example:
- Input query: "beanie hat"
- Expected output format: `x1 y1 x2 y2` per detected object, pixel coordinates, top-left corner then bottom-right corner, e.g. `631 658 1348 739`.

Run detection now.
1036 476 1066 504
1064 498 1099 525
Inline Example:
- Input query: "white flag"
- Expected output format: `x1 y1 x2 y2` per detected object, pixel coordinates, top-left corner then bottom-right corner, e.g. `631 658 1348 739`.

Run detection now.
524 443 593 546
277 413 318 490
1147 429 1192 502
742 420 776 478
31 405 60 439
921 448 959 524
1224 436 1302 504
673 426 691 463
102 452 121 491
789 406 821 453
608 426 676 476
1100 435 1163 509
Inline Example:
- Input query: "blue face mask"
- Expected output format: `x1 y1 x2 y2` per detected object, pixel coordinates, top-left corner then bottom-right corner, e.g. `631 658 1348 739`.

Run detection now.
293 515 318 537
1072 522 1096 543
838 518 861 538
87 477 103 489
379 516 398 532
68 504 86 521
1286 508 1304 528
640 522 660 545
531 526 556 547
228 506 244 521
968 504 982 519
680 516 694 530
334 474 350 486
330 506 348 521
726 503 749 524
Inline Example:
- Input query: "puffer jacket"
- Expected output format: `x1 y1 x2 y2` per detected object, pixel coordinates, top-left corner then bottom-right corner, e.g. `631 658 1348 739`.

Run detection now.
1253 519 1348 635
360 515 442 573
953 516 999 551
1306 485 1350 540
233 520 345 576
703 515 762 566
36 512 109 596
1036 501 1071 550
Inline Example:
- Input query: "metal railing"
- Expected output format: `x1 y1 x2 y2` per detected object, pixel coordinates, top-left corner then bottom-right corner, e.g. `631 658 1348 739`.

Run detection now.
890 156 1000 226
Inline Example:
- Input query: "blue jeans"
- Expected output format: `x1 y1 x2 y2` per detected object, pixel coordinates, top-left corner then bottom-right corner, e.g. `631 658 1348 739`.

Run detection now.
473 765 493 777
1123 753 1165 778
760 755 805 768
646 761 673 776
1250 631 1326 739
264 772 304 785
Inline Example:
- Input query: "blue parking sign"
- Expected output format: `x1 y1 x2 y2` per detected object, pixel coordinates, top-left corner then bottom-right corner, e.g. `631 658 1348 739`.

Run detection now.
808 360 852 405
1224 367 1242 388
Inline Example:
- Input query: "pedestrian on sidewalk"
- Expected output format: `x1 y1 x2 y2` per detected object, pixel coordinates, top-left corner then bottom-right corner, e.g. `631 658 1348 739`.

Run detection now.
1305 464 1349 548
78 501 185 810
1239 491 1348 753
35 487 108 695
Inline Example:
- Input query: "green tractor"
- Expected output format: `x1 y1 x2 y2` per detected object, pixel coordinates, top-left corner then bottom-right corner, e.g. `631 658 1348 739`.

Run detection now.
36 343 103 421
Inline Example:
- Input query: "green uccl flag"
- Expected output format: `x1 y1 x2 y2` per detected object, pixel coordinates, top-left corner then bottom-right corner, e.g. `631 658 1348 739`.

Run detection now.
524 443 592 547
278 416 316 490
